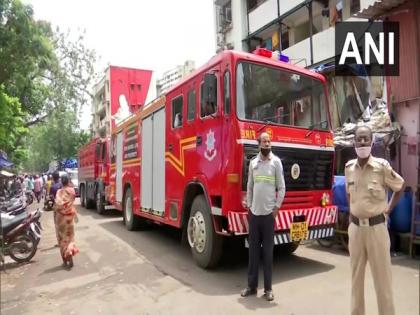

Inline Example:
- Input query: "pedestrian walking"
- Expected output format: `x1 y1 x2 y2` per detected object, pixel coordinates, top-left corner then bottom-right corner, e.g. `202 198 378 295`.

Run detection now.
54 175 79 269
345 125 405 315
44 174 53 198
50 171 63 246
241 132 286 301
33 175 43 203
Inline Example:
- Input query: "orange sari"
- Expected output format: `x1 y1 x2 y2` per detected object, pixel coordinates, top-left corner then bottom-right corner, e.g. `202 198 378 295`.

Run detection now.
54 186 79 259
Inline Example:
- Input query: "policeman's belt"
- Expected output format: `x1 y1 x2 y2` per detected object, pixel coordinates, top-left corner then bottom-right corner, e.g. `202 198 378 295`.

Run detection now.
350 213 385 227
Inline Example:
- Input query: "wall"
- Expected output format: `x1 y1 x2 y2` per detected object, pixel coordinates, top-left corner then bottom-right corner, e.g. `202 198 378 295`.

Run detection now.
248 0 278 33
389 4 420 189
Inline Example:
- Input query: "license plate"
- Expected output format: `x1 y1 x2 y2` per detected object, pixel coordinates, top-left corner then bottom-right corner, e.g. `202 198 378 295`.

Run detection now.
290 222 308 242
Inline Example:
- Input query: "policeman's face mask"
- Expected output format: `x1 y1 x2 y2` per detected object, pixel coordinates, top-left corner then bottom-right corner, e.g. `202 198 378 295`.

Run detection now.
355 145 372 159
354 134 373 159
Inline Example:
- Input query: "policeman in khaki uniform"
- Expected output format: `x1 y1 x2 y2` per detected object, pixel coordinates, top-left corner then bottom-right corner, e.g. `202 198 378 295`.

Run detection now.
345 125 405 315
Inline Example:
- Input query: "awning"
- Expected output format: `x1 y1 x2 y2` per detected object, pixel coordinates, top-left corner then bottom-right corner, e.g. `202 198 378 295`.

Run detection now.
355 0 408 19
0 170 14 177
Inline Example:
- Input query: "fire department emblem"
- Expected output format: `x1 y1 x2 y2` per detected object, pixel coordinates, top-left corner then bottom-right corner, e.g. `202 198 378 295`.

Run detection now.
291 163 300 180
204 129 217 161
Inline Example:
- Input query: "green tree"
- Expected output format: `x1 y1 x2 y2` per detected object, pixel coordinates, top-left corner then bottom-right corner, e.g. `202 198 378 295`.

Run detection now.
0 85 29 163
0 0 96 169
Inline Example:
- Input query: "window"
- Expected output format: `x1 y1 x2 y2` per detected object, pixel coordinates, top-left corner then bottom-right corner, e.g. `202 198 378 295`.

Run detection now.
247 0 266 12
137 84 141 91
187 89 196 121
200 76 218 118
101 143 106 160
130 84 135 91
350 0 360 14
172 96 183 128
224 71 231 115
236 62 329 130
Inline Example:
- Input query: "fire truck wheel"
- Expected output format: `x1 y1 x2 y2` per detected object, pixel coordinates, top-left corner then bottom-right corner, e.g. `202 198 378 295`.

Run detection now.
275 241 300 255
187 195 222 269
80 186 86 208
96 191 105 215
123 188 146 230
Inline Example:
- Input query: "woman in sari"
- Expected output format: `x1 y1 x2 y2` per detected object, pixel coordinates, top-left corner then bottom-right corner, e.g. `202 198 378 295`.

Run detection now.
54 175 79 269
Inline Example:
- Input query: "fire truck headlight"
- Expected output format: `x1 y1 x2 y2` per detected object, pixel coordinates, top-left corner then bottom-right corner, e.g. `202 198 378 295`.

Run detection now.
320 192 331 207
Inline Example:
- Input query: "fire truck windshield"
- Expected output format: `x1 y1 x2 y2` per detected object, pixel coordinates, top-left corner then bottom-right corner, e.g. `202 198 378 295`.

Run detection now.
236 61 329 131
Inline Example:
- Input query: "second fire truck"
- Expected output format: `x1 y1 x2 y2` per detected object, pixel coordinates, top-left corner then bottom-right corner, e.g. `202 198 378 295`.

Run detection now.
102 50 338 268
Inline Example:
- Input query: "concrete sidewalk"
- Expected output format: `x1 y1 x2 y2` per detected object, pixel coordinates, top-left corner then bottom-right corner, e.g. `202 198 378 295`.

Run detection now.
1 201 419 315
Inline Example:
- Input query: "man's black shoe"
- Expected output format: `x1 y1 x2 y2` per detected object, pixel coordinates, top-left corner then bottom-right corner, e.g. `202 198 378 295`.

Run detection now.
240 287 257 297
264 290 274 301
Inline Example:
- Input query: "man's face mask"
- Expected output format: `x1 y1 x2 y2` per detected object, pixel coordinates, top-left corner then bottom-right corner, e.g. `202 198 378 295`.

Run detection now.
260 147 271 157
355 145 371 159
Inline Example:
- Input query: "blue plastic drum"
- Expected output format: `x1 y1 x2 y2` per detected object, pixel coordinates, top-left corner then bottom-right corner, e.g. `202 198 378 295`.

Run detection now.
389 189 413 233
333 176 349 213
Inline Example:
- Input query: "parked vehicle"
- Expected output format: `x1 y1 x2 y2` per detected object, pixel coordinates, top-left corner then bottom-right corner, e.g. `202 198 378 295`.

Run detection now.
25 191 34 205
78 137 111 214
95 50 338 268
66 169 79 197
0 208 42 263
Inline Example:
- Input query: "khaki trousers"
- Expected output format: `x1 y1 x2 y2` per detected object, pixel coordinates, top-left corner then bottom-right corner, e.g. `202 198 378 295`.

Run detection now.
348 222 395 315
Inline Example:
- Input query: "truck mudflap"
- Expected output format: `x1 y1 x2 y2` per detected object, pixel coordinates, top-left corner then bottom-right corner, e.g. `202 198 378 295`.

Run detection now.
228 206 338 235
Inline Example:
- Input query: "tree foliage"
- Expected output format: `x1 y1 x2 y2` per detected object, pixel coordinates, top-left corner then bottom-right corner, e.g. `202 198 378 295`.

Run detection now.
0 84 29 162
0 0 96 170
23 110 92 172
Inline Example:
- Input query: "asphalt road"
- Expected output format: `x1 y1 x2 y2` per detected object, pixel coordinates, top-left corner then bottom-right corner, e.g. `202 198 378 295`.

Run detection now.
1 200 419 315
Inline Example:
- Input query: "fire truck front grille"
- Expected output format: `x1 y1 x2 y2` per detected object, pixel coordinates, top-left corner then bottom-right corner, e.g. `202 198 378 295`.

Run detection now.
242 144 334 191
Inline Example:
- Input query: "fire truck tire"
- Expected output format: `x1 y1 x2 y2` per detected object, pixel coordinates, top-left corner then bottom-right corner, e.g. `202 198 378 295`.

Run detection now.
80 186 86 208
188 195 222 269
276 241 300 255
123 188 146 231
86 197 95 209
96 190 105 215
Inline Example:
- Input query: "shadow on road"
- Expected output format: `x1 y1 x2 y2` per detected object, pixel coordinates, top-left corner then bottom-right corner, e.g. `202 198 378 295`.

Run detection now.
40 265 66 275
305 242 349 257
77 207 121 219
97 218 335 297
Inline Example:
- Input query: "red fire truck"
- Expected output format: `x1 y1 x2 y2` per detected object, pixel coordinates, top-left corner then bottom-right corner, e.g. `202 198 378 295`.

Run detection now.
107 50 338 268
78 137 111 214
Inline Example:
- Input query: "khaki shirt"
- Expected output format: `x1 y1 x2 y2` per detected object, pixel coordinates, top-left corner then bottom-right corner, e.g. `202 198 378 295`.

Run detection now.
345 156 404 219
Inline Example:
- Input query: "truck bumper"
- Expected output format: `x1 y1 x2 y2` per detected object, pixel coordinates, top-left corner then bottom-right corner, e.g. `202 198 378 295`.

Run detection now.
228 206 338 235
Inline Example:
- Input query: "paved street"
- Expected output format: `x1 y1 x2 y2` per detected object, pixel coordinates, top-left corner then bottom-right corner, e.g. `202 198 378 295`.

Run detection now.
1 200 419 315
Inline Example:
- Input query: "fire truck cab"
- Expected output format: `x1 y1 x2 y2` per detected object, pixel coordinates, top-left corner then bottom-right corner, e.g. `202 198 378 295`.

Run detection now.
108 50 337 268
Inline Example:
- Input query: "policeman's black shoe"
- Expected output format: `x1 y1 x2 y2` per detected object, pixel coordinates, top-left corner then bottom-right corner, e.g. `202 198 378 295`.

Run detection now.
240 287 257 297
264 290 274 301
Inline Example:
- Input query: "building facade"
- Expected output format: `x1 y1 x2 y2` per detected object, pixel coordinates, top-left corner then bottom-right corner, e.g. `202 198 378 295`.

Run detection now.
156 60 195 96
214 0 419 188
214 0 383 66
92 66 153 138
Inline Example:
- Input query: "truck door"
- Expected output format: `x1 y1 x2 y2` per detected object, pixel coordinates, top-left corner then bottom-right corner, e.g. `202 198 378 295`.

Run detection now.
197 66 223 197
141 109 166 214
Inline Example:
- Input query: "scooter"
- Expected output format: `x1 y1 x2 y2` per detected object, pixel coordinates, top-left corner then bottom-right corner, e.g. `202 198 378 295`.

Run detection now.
25 191 34 205
0 208 43 263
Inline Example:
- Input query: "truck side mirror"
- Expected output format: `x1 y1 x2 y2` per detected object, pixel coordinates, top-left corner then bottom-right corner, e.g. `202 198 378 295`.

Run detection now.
204 73 217 107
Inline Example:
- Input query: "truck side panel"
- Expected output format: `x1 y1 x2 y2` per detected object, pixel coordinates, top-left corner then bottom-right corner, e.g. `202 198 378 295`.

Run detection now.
116 132 124 202
141 115 153 209
152 108 165 214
